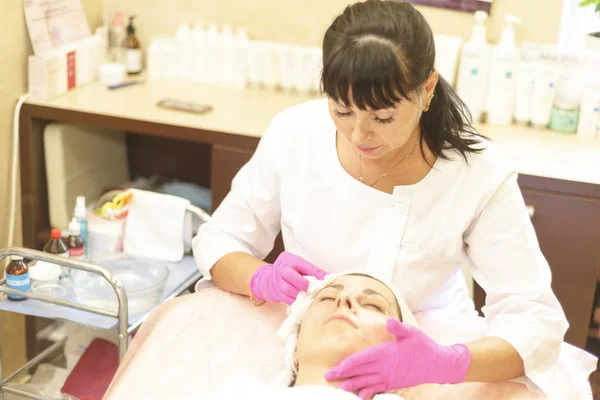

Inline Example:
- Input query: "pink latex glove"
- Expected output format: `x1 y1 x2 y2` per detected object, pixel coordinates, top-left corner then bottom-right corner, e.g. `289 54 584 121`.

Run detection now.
325 318 471 400
249 252 327 305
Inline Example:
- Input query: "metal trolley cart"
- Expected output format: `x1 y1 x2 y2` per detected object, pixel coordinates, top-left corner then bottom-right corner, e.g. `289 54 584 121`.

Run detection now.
0 206 210 400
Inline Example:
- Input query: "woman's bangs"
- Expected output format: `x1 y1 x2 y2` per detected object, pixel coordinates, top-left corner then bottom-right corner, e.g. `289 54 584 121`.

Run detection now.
321 41 412 110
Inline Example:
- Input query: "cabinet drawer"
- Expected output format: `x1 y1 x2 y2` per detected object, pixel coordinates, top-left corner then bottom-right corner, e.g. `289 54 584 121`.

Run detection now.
521 189 600 347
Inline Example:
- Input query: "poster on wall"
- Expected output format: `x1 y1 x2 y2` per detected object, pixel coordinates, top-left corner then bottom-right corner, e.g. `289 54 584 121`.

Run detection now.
24 0 91 55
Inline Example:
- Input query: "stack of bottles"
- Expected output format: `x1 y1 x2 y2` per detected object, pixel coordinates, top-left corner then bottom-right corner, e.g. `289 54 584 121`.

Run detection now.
96 12 143 77
146 23 323 94
5 196 88 301
42 195 88 276
455 11 600 137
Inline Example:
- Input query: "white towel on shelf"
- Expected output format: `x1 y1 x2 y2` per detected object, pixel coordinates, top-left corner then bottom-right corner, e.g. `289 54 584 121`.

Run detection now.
123 189 191 262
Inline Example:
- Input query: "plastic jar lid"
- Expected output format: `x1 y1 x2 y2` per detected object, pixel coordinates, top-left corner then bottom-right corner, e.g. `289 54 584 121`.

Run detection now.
554 101 580 111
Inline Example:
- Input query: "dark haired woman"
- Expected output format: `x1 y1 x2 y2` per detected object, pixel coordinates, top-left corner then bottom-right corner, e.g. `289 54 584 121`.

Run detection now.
193 1 568 398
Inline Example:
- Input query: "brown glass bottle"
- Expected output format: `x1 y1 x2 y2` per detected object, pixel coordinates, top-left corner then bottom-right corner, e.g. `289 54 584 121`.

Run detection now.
43 228 69 257
6 256 30 301
123 16 142 75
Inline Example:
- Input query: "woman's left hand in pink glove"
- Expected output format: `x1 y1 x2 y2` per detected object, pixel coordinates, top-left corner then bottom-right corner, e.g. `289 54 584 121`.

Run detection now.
325 318 471 400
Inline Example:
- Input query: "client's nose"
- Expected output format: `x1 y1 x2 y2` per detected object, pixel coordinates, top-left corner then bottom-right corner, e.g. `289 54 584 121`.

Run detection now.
336 293 353 311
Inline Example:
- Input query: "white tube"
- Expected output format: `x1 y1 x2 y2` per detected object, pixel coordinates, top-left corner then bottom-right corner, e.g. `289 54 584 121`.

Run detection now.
8 94 31 247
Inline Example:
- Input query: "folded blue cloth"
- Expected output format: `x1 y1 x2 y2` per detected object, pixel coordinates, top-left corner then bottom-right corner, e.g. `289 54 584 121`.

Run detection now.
161 182 211 212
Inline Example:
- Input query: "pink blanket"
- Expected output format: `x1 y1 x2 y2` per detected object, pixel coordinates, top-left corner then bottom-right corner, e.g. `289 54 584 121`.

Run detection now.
104 287 595 400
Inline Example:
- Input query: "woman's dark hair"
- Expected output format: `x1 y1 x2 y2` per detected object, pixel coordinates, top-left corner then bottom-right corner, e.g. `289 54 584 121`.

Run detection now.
321 0 483 162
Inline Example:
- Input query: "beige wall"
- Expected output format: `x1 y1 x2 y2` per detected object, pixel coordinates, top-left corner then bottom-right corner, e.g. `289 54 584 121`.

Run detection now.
104 0 564 48
0 0 102 378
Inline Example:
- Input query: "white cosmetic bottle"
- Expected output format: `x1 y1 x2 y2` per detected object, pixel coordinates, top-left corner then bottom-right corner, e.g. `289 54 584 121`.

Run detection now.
220 25 235 86
485 15 521 125
530 65 557 128
513 44 539 125
205 24 220 85
192 24 206 83
578 90 600 137
175 23 193 81
456 11 491 123
232 27 249 89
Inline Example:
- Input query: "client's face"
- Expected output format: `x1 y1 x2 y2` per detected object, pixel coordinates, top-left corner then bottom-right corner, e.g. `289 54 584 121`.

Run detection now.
295 275 401 366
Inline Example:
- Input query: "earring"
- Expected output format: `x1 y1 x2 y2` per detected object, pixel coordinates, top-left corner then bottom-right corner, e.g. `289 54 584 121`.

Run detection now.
423 92 434 112
293 358 299 370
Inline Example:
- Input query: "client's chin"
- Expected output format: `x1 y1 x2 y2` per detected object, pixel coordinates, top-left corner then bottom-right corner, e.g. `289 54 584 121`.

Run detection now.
302 331 364 366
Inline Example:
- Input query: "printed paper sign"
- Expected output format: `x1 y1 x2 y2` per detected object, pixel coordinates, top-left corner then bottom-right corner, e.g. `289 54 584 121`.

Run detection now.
24 0 91 55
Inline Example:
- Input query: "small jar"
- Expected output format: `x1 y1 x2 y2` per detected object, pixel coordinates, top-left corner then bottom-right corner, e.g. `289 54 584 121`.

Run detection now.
550 101 580 133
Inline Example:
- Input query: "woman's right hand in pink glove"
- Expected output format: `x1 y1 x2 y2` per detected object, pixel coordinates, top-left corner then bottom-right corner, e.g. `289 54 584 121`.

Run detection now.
249 252 327 305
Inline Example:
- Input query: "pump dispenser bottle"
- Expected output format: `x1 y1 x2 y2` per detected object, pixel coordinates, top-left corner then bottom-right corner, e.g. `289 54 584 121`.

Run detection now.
456 11 491 123
485 15 522 125
123 16 142 75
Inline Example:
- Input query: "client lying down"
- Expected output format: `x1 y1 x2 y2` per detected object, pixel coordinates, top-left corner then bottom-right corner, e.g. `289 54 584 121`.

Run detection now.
105 272 595 400
204 272 413 399
202 272 567 399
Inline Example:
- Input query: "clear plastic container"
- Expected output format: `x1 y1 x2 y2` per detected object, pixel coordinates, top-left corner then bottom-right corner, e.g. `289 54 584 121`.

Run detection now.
69 257 169 315
31 282 67 306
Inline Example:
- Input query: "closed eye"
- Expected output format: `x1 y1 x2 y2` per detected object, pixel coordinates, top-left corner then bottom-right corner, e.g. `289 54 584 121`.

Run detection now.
320 297 335 302
374 116 394 124
365 303 384 312
334 110 352 118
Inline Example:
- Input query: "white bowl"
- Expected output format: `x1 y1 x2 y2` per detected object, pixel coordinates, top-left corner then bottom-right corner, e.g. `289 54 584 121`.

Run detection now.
29 261 62 285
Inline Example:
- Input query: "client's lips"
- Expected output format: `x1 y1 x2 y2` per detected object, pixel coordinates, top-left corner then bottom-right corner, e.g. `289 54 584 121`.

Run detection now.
325 314 358 328
357 145 380 153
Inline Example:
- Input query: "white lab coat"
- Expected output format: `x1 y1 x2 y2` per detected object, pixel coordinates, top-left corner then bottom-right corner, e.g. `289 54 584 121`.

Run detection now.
192 99 568 393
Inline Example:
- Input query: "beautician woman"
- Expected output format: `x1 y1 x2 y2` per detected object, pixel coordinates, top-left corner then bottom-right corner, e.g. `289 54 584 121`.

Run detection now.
193 1 567 398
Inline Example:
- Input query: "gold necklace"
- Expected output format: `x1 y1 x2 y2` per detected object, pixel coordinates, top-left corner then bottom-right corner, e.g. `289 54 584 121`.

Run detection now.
359 139 418 187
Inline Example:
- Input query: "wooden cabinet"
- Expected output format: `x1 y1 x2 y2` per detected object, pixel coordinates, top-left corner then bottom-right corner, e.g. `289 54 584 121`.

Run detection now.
475 175 600 348
210 144 284 263
211 144 255 211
